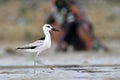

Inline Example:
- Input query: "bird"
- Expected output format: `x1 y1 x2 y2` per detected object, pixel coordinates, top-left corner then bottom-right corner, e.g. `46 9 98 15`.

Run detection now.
16 24 59 73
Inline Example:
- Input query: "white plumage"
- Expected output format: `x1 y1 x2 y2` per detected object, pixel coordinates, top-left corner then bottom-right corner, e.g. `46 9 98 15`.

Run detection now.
17 24 59 73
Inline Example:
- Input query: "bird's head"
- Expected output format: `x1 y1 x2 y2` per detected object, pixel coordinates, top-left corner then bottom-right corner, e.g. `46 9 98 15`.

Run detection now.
43 24 59 32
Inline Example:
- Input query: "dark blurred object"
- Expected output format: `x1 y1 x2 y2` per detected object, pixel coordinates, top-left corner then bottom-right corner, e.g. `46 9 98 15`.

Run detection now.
46 0 108 52
56 20 108 52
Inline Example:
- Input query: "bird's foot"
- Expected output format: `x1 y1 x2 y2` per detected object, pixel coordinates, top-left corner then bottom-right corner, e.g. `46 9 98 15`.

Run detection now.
47 65 54 70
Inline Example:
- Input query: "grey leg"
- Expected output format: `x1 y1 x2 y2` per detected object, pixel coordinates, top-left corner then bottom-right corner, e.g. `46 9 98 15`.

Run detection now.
35 58 54 70
34 52 54 73
34 52 39 73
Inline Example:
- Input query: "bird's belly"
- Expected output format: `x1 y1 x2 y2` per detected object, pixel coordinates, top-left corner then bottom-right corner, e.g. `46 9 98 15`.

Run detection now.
36 45 49 53
25 49 38 52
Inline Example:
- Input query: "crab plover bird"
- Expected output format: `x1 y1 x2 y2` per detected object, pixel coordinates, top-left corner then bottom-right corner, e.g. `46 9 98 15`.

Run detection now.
16 24 59 73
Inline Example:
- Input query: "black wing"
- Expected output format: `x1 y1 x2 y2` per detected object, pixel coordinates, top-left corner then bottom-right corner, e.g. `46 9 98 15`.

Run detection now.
16 46 37 49
38 37 45 40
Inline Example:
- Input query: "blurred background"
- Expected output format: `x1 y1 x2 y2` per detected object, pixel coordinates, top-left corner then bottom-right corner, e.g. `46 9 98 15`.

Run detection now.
0 0 120 66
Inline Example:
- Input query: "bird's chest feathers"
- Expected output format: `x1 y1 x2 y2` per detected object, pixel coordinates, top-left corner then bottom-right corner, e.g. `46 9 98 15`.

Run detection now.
44 39 51 48
44 36 51 49
43 30 51 49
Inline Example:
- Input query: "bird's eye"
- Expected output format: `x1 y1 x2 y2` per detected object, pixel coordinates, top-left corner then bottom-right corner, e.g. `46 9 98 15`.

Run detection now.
47 26 50 28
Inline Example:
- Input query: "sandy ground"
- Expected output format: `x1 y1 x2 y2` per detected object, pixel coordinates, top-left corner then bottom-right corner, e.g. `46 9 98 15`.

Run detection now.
0 41 120 80
0 66 120 80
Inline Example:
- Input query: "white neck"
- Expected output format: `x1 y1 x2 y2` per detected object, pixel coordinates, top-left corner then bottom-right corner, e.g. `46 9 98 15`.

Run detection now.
43 29 51 48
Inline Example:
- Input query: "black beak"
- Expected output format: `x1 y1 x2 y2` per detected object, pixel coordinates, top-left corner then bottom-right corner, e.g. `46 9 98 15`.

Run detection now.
52 27 59 31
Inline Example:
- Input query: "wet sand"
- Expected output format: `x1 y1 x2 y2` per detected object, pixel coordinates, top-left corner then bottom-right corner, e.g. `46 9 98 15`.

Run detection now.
0 42 120 80
0 65 120 80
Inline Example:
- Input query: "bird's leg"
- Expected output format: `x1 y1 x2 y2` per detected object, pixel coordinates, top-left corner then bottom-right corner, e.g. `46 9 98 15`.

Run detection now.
34 53 54 70
47 65 54 70
34 52 54 72
34 52 39 73
36 58 54 70
36 59 44 65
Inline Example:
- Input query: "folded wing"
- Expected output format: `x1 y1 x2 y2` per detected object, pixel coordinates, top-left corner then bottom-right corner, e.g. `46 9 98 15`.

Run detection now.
16 40 44 49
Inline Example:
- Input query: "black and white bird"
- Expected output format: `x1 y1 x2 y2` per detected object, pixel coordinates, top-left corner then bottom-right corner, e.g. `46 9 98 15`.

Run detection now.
16 24 59 72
